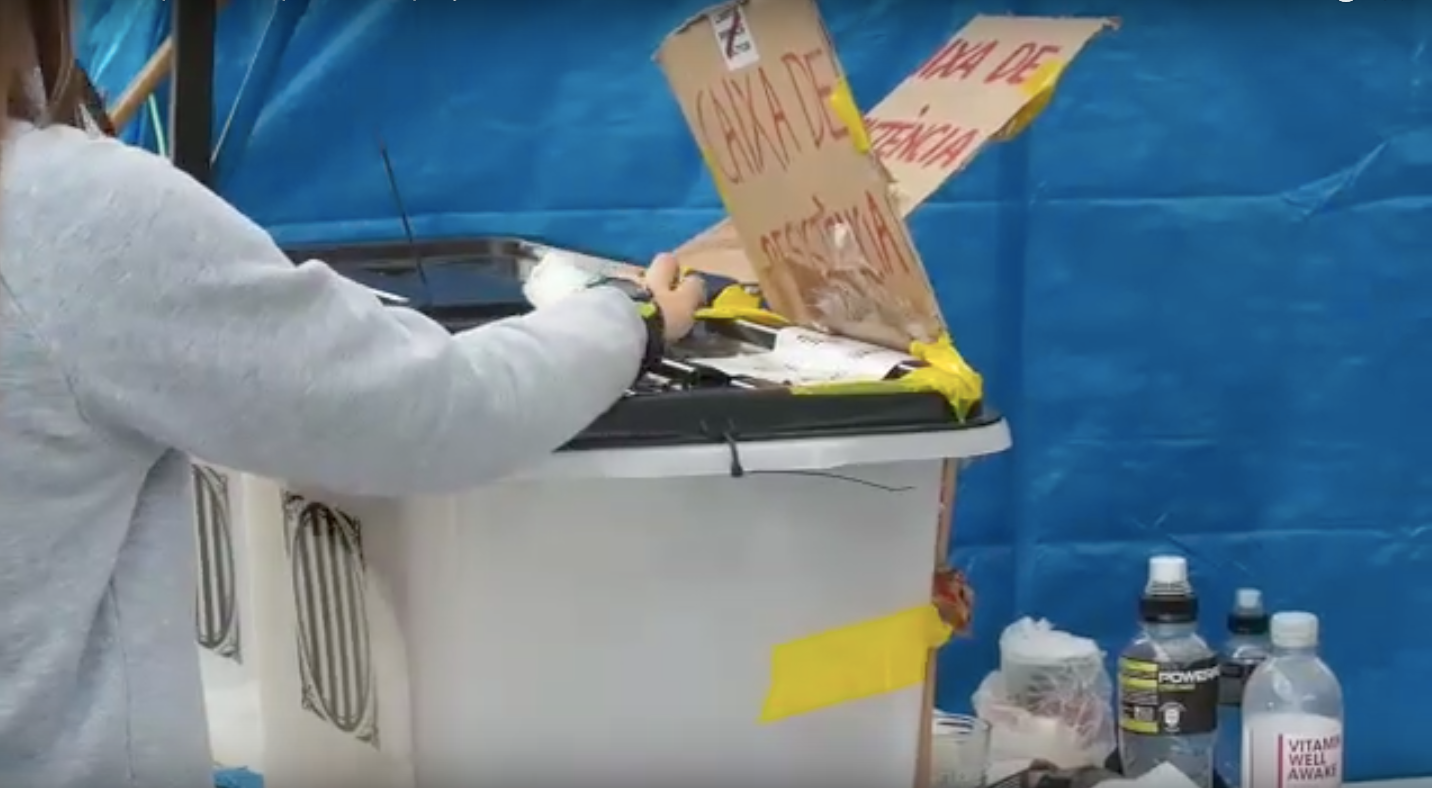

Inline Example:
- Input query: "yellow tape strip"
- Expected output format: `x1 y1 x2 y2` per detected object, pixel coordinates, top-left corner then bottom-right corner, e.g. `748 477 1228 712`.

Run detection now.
1021 58 1066 99
761 603 951 723
699 146 736 208
996 59 1067 141
694 283 789 326
904 334 984 419
827 78 871 153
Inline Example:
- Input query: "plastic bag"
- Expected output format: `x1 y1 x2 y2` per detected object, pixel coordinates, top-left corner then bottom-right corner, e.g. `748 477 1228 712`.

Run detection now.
973 617 1116 769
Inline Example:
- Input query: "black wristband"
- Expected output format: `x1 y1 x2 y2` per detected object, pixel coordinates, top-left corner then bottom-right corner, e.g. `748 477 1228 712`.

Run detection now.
639 303 665 376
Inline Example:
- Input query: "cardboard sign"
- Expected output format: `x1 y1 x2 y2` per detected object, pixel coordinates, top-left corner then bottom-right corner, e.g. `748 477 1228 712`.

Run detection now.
656 0 944 349
867 15 1113 209
666 12 1113 346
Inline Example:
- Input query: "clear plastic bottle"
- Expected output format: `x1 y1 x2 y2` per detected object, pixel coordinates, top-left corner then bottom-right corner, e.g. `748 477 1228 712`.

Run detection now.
1217 588 1272 786
1241 612 1344 788
1118 556 1220 788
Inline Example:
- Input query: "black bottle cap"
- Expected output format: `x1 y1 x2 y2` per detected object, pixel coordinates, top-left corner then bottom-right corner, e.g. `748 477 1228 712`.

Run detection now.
1140 592 1198 624
1227 611 1270 636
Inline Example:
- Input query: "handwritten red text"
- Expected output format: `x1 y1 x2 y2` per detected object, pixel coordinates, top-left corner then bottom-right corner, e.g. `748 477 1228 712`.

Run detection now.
757 189 913 284
694 47 849 185
916 37 1062 85
867 106 978 172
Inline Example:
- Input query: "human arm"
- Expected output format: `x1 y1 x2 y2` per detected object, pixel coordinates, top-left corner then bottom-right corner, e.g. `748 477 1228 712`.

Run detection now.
22 134 649 495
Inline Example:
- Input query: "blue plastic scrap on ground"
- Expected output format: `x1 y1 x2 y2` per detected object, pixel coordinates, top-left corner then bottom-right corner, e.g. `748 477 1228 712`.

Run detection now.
214 766 262 788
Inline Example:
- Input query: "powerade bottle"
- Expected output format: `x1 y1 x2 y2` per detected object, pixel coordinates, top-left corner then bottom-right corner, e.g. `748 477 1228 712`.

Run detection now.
1118 556 1220 788
1217 588 1271 786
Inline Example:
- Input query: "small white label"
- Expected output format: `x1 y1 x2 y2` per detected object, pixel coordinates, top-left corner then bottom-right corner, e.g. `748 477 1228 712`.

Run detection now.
709 5 759 71
1243 715 1343 788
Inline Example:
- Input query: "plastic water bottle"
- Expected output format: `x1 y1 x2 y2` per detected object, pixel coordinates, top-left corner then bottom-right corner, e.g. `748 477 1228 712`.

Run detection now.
1241 612 1344 788
1117 556 1220 788
1217 588 1272 786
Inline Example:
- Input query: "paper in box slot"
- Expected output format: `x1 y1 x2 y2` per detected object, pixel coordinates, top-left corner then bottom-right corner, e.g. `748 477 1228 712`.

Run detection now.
659 4 1114 349
689 325 913 385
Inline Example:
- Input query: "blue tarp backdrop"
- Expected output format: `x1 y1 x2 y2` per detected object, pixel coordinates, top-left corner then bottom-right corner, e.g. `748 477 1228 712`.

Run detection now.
80 0 1432 780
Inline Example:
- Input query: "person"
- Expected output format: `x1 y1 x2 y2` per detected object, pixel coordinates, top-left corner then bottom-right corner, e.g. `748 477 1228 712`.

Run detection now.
0 4 706 786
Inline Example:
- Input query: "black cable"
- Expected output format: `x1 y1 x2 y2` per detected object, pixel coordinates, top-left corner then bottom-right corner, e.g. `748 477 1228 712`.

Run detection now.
375 136 432 300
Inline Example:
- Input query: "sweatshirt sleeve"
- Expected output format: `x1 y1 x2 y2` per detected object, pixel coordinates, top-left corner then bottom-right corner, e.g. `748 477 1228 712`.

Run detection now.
25 137 646 496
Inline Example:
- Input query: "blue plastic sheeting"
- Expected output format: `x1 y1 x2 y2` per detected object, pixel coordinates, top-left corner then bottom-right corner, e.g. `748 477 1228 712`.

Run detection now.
213 767 262 788
81 0 1432 780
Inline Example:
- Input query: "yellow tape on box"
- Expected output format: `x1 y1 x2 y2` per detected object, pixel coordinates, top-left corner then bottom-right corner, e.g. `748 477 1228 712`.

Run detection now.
789 333 984 421
760 603 952 723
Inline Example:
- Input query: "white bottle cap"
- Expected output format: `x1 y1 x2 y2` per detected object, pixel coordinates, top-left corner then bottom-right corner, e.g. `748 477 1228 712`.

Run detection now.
1235 588 1263 610
1271 611 1319 649
1148 555 1188 585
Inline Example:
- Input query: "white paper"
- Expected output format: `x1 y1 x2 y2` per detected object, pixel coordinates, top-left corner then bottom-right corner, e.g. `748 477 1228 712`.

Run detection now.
772 326 910 379
689 326 913 385
688 352 834 385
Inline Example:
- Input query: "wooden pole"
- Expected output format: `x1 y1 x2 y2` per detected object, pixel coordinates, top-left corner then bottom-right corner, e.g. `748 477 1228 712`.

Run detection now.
914 459 960 788
107 0 230 130
108 37 172 129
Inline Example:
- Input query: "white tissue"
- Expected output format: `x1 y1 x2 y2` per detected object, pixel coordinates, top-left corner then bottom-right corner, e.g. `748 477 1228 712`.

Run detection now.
522 249 603 309
1000 617 1102 667
974 617 1115 769
365 285 409 304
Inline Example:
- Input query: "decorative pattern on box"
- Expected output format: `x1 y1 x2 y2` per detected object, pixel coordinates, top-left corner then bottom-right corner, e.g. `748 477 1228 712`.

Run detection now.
193 465 241 662
282 492 381 748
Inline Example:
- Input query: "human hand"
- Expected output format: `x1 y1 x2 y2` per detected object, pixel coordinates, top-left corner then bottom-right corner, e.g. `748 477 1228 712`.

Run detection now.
644 253 706 341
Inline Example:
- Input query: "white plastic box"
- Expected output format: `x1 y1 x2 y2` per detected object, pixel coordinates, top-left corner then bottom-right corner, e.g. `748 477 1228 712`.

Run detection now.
209 424 1009 787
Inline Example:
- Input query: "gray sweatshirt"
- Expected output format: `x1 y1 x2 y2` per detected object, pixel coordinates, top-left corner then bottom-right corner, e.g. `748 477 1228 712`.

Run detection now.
0 121 646 786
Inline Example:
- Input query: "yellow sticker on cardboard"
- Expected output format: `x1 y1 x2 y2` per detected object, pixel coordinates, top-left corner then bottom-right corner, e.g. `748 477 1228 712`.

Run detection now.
1020 58 1066 99
760 603 951 723
699 146 735 209
826 77 871 154
996 59 1068 141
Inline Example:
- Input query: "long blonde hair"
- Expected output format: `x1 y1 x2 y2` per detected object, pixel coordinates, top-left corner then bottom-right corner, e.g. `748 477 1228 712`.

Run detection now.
1 1 89 134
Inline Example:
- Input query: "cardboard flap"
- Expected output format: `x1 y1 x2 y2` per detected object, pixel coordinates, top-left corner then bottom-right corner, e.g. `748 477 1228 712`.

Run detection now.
656 0 944 349
869 15 1113 209
674 14 1113 285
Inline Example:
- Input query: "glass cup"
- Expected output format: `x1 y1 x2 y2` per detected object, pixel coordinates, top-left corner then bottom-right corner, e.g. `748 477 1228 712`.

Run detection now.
931 714 992 788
